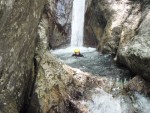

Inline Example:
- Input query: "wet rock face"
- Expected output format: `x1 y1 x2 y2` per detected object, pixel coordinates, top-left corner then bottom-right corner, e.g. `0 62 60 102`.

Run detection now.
44 0 73 49
84 0 107 47
92 0 150 80
96 0 139 53
0 0 46 113
118 3 150 80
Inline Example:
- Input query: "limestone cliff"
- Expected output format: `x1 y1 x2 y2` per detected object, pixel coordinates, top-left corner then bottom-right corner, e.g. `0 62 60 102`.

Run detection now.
0 0 47 113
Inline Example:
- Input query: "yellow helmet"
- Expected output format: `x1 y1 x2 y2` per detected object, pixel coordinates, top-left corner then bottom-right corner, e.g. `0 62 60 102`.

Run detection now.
74 49 80 53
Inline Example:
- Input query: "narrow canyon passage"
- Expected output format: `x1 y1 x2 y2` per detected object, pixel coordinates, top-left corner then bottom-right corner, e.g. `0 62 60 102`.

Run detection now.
1 0 150 113
49 0 150 112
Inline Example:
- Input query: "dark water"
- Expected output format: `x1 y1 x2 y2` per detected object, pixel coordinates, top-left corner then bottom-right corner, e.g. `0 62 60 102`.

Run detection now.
52 48 150 113
53 49 132 81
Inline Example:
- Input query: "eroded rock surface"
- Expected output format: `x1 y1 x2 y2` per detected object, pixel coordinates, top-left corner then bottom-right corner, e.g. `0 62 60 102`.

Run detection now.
90 0 150 80
96 0 141 54
84 0 107 47
0 0 47 113
118 4 150 80
44 0 73 49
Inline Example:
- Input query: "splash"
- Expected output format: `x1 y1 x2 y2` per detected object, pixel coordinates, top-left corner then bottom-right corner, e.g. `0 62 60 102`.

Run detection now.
86 89 150 113
134 93 150 113
87 89 122 113
51 47 96 55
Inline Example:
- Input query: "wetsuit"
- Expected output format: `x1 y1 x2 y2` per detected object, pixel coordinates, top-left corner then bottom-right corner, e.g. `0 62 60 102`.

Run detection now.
72 53 84 57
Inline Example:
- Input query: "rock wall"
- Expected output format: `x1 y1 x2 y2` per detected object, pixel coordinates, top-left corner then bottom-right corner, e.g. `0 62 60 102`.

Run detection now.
44 0 73 49
84 0 107 47
0 0 47 113
90 0 150 80
0 0 150 113
96 0 141 54
118 1 150 80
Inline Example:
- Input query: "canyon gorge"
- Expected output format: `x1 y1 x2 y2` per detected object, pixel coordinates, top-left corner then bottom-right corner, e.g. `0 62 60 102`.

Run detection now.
0 0 150 113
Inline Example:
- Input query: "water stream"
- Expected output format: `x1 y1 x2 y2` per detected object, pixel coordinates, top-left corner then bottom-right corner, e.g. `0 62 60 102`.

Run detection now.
52 47 150 113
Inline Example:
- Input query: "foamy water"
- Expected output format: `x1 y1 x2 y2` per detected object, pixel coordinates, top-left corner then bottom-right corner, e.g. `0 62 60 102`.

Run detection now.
134 93 150 113
51 48 150 113
87 89 122 113
87 89 150 113
51 47 96 55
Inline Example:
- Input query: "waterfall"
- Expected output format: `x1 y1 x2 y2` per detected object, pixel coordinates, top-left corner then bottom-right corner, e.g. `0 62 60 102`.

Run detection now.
71 0 86 47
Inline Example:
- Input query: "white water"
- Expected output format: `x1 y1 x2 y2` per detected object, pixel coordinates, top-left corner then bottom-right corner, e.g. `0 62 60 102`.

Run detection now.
134 93 150 113
52 48 150 113
71 0 86 47
51 47 96 54
87 89 150 113
87 89 122 113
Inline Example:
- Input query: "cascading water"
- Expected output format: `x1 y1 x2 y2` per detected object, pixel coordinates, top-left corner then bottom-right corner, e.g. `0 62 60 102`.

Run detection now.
71 0 86 47
52 49 150 113
51 0 150 112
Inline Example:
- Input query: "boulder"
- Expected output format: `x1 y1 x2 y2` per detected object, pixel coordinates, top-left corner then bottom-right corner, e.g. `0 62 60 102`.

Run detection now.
118 4 150 80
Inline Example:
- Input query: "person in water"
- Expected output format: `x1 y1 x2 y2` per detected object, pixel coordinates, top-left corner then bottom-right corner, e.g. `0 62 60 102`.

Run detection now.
72 49 84 57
